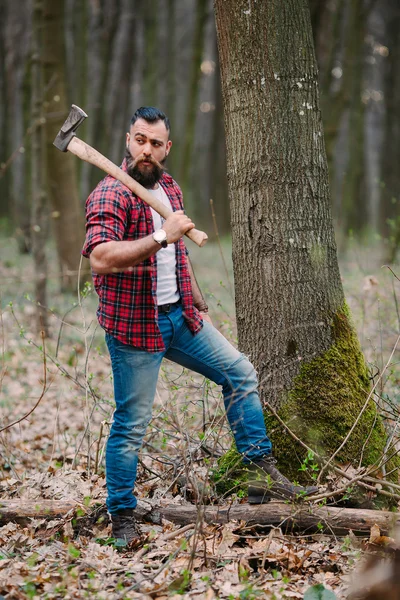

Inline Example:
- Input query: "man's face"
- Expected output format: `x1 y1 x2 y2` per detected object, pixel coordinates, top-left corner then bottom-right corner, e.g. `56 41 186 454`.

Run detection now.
125 118 172 188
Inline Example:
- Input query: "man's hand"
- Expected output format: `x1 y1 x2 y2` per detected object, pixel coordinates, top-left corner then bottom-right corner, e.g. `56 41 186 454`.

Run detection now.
162 210 195 243
201 311 213 326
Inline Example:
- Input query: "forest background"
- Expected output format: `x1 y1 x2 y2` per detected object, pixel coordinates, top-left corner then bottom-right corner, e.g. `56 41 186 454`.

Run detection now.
0 1 400 599
1 0 399 264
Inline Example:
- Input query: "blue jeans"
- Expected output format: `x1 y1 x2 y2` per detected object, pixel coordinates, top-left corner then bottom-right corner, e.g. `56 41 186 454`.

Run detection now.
105 303 272 513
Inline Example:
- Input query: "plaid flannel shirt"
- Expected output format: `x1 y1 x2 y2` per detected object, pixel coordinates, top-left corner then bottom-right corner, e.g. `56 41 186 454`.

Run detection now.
82 160 203 351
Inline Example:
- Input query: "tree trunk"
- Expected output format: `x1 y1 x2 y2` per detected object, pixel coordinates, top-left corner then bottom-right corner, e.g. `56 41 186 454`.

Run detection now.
42 0 86 291
179 0 209 204
80 0 104 201
105 0 136 165
339 0 367 234
31 0 48 333
214 0 390 479
382 0 400 260
3 0 32 251
91 0 119 172
209 52 230 235
140 2 159 109
163 0 177 177
166 0 176 121
0 0 10 220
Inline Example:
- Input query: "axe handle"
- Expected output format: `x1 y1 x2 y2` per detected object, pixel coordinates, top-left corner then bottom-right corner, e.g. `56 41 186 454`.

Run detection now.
68 136 208 248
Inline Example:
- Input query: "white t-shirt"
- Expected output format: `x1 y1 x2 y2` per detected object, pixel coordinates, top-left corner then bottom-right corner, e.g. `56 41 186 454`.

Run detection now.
148 185 180 306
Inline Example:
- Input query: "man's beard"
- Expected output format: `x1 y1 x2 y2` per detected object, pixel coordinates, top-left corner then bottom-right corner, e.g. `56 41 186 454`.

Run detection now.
125 147 167 188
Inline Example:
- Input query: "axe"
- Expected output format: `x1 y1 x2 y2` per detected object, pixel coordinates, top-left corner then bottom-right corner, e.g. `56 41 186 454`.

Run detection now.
53 105 208 247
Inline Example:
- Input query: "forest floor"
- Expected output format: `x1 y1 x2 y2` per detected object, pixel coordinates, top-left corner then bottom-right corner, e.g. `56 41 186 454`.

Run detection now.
0 233 399 599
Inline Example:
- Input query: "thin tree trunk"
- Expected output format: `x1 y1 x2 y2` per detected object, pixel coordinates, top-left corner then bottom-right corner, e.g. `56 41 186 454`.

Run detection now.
164 0 177 177
0 0 10 220
209 53 229 235
80 0 103 201
93 0 119 164
382 0 400 260
64 0 88 109
214 0 389 479
340 0 367 234
179 0 209 202
42 0 86 291
166 0 176 120
3 0 32 251
104 0 136 164
141 2 158 108
31 0 48 333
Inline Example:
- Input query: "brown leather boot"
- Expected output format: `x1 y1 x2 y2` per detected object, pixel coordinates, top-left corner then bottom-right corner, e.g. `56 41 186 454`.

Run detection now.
248 456 319 503
110 508 141 546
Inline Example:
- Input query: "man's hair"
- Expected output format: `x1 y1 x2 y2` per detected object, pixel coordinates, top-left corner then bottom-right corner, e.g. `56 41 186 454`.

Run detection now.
130 107 171 136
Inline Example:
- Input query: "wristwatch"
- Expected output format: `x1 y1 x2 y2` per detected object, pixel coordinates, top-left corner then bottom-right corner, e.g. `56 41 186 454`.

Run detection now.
152 229 168 248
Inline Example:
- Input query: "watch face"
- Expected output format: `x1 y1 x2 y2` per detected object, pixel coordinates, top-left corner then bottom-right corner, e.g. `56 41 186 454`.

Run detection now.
154 229 167 246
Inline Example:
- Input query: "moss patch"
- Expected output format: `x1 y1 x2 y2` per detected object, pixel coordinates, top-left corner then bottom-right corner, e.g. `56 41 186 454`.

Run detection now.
215 304 399 494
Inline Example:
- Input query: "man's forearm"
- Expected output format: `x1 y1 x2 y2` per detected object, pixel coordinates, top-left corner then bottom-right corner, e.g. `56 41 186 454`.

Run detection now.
187 258 208 312
90 236 160 274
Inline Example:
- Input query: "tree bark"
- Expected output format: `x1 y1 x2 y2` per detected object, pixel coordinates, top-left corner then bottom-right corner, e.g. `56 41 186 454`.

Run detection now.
42 0 86 291
178 0 209 203
339 0 368 234
0 0 10 220
214 0 389 478
382 0 400 260
1 498 398 535
209 52 230 235
104 0 136 165
91 0 119 166
3 0 32 251
31 0 49 333
80 0 104 201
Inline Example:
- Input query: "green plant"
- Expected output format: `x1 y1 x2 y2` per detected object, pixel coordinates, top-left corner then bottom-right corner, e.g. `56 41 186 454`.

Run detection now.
94 536 128 549
167 568 192 594
304 584 337 599
23 581 37 599
67 543 81 559
299 449 320 480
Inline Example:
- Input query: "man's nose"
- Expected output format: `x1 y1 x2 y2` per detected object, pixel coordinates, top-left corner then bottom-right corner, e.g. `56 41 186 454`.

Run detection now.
142 143 152 156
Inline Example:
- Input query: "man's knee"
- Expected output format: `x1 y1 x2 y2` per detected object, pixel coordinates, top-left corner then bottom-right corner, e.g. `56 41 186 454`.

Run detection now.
227 354 258 391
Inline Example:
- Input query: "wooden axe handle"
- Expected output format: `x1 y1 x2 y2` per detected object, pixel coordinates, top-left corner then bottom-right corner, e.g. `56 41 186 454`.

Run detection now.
68 136 208 248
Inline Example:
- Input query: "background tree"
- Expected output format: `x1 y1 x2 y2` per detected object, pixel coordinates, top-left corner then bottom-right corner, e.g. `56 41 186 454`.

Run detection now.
3 0 32 252
43 0 85 290
214 0 391 477
381 0 400 261
0 0 399 309
31 0 48 333
178 0 209 201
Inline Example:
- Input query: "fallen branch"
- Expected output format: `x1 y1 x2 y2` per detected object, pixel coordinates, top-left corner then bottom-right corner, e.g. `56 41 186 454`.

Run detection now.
1 498 398 536
0 499 79 520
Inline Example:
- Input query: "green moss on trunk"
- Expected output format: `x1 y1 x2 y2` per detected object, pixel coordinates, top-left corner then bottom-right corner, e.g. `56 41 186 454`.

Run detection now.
214 305 397 494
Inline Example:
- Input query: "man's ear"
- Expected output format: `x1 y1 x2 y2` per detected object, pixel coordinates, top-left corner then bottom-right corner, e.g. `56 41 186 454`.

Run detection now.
166 139 172 155
126 132 130 146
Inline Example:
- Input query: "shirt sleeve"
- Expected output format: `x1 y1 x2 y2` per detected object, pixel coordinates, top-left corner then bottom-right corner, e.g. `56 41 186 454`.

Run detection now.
82 181 132 258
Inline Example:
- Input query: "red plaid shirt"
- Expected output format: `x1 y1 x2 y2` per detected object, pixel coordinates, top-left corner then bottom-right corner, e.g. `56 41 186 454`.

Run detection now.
82 160 203 351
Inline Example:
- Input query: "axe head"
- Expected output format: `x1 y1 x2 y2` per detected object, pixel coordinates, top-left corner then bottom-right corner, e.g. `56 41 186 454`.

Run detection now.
53 104 88 152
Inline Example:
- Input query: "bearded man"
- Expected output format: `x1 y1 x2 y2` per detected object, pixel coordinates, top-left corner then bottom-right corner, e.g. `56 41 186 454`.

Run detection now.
82 106 318 545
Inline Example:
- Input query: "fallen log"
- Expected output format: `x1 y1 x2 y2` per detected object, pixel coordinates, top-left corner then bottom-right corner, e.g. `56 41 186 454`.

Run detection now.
160 502 400 536
0 499 79 521
0 498 398 535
